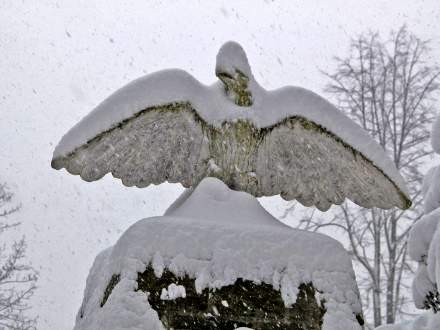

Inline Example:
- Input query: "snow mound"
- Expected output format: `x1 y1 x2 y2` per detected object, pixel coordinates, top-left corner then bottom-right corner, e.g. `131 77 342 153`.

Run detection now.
74 178 362 330
53 42 408 197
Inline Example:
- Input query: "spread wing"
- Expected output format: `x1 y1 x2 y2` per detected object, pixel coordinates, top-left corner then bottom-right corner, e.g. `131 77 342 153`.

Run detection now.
51 103 210 188
253 118 409 211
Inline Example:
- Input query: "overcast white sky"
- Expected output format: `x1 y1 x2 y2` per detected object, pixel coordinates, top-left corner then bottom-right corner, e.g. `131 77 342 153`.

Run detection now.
1 1 439 329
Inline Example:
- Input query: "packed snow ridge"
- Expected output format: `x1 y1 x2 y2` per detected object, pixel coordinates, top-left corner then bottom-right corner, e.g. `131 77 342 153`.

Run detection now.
74 178 363 330
53 41 408 196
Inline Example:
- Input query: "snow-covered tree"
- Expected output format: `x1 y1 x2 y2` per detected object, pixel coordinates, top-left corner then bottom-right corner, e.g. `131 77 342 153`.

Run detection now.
292 26 439 327
52 41 411 330
408 114 440 310
375 111 440 330
0 183 38 330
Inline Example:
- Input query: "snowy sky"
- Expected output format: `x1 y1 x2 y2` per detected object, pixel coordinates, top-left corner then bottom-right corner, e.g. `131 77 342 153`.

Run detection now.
1 1 439 329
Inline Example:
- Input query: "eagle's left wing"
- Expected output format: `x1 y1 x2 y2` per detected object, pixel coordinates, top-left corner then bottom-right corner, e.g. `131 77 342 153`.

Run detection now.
51 102 210 188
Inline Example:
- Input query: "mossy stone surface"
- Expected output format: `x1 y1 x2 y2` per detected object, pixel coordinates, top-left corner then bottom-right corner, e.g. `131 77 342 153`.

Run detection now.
135 265 325 330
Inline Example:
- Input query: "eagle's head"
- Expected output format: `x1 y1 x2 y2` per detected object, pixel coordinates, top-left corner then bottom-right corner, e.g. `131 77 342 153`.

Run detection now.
215 41 254 106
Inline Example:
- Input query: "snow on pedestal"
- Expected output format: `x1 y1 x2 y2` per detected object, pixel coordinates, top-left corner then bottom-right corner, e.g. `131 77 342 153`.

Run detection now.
74 178 364 330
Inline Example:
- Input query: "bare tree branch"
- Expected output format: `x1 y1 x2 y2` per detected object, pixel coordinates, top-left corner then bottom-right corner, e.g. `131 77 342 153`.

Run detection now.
0 183 38 330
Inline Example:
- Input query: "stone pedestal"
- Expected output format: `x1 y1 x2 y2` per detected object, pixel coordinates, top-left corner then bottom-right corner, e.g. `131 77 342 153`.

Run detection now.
75 179 364 330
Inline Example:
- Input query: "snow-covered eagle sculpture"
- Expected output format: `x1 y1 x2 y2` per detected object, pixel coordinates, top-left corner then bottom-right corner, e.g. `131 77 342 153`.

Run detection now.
52 41 410 211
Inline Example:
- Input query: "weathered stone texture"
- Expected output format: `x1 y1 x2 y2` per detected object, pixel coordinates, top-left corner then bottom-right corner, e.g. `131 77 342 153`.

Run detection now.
135 265 326 330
